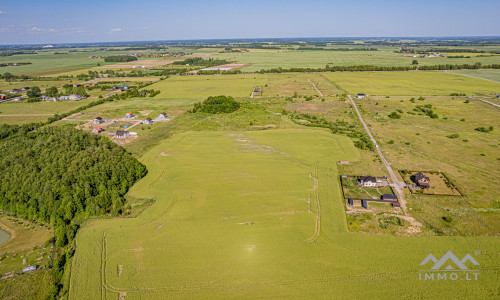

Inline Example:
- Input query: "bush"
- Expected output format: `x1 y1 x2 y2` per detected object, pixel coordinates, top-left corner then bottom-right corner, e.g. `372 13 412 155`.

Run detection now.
475 126 493 133
190 95 240 114
388 112 401 119
442 216 453 223
446 133 460 139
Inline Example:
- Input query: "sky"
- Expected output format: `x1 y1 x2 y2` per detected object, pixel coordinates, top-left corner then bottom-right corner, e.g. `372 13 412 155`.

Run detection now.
0 0 499 45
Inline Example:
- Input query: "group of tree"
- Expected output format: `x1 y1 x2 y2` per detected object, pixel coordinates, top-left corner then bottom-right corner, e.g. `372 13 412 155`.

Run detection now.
190 95 240 114
296 47 378 51
103 55 138 62
173 57 230 67
0 125 147 298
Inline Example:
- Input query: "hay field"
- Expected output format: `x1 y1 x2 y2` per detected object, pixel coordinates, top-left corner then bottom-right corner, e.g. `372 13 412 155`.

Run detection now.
354 95 500 235
69 129 500 299
210 50 500 72
148 74 268 99
323 71 500 95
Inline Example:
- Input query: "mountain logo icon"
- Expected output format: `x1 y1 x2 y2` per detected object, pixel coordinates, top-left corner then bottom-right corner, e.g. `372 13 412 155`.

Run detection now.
420 251 479 270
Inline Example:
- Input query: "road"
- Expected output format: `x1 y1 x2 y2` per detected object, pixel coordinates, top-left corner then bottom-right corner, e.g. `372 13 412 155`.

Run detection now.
348 95 407 213
469 97 500 108
308 79 324 97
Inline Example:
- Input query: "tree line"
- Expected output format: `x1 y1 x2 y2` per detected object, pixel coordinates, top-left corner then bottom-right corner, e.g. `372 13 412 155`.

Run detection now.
103 56 138 62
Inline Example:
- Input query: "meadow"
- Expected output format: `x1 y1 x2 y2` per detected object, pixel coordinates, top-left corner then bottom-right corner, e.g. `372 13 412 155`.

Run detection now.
147 74 267 99
323 71 500 95
210 49 500 72
355 95 500 235
449 69 500 82
69 129 500 299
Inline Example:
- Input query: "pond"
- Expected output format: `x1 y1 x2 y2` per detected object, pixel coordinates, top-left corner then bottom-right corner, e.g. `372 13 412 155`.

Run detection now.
0 229 10 246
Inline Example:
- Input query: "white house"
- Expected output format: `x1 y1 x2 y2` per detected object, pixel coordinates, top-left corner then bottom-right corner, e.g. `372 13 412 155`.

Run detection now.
358 176 377 187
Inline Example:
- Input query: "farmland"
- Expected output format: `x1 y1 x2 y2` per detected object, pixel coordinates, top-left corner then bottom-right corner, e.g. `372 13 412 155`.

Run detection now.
69 129 500 299
323 71 500 95
210 49 500 72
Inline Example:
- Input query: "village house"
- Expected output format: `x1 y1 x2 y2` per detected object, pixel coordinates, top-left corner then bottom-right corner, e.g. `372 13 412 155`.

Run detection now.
0 94 6 100
125 112 134 119
358 176 377 187
158 112 168 120
139 91 147 96
115 130 130 138
143 117 153 125
69 94 82 101
93 117 104 125
382 194 398 201
413 172 430 189
92 126 104 134
22 87 30 91
357 93 365 99
10 89 21 94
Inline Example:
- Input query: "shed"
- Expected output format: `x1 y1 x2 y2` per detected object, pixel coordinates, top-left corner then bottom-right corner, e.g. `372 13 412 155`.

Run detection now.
382 194 398 201
348 199 353 207
144 117 153 125
391 202 401 207
115 130 130 138
361 199 367 209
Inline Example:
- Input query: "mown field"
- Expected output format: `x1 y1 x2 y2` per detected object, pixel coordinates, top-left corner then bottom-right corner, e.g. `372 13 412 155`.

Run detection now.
147 74 267 99
323 71 500 95
450 69 500 82
69 129 500 299
210 49 500 72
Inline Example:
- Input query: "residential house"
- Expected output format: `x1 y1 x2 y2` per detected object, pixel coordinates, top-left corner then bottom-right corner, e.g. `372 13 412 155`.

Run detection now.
22 87 30 91
139 91 147 96
158 112 168 120
0 94 6 100
69 94 82 101
93 117 104 125
125 112 134 119
92 126 104 134
357 93 365 99
143 117 153 125
359 176 377 187
10 89 21 94
115 130 130 138
413 172 430 189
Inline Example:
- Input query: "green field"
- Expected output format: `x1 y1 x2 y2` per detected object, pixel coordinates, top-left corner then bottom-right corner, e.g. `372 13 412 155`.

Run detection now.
148 74 267 99
355 95 500 235
450 69 500 82
210 50 500 72
69 129 500 299
323 71 500 95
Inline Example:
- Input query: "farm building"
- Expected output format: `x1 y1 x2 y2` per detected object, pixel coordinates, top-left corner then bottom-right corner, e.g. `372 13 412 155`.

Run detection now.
22 87 30 91
93 117 104 125
115 130 130 138
139 91 147 96
0 94 5 100
391 202 401 207
357 93 365 99
382 194 398 201
125 112 135 119
359 176 377 187
144 117 153 125
114 85 130 91
92 126 104 134
158 112 168 120
413 172 430 189
69 94 82 101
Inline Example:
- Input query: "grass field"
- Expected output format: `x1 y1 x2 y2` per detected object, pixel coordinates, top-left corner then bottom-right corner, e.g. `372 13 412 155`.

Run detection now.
0 270 52 300
449 69 500 82
355 95 500 235
323 71 500 95
147 74 267 99
210 50 500 72
0 216 52 255
69 129 500 299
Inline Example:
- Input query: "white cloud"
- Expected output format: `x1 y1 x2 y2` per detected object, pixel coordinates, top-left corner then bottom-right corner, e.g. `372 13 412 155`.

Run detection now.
142 26 150 30
29 26 42 32
0 11 6 15
110 28 122 33
48 28 58 33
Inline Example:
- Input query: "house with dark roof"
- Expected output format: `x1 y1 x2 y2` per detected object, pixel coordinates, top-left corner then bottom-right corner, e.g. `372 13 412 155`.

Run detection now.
359 175 377 187
143 117 153 125
93 117 104 125
158 112 168 120
115 130 130 138
125 112 134 119
413 172 430 189
357 93 365 99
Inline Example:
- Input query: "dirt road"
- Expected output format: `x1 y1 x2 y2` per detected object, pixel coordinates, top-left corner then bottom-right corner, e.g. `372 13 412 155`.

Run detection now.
308 79 323 97
348 95 407 213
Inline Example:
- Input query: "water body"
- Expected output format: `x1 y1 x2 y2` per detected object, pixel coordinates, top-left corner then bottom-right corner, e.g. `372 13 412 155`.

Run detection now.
0 229 10 246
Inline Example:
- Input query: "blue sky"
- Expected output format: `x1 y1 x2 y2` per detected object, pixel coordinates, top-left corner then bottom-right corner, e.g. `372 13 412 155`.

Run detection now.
1 0 499 44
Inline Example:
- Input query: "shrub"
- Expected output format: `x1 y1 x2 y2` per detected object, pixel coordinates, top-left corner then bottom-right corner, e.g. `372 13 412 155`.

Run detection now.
446 133 460 139
388 112 401 119
387 140 395 144
442 216 453 223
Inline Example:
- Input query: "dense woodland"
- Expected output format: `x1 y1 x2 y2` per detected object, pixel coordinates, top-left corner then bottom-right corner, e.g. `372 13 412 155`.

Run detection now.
0 125 147 298
173 57 230 67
